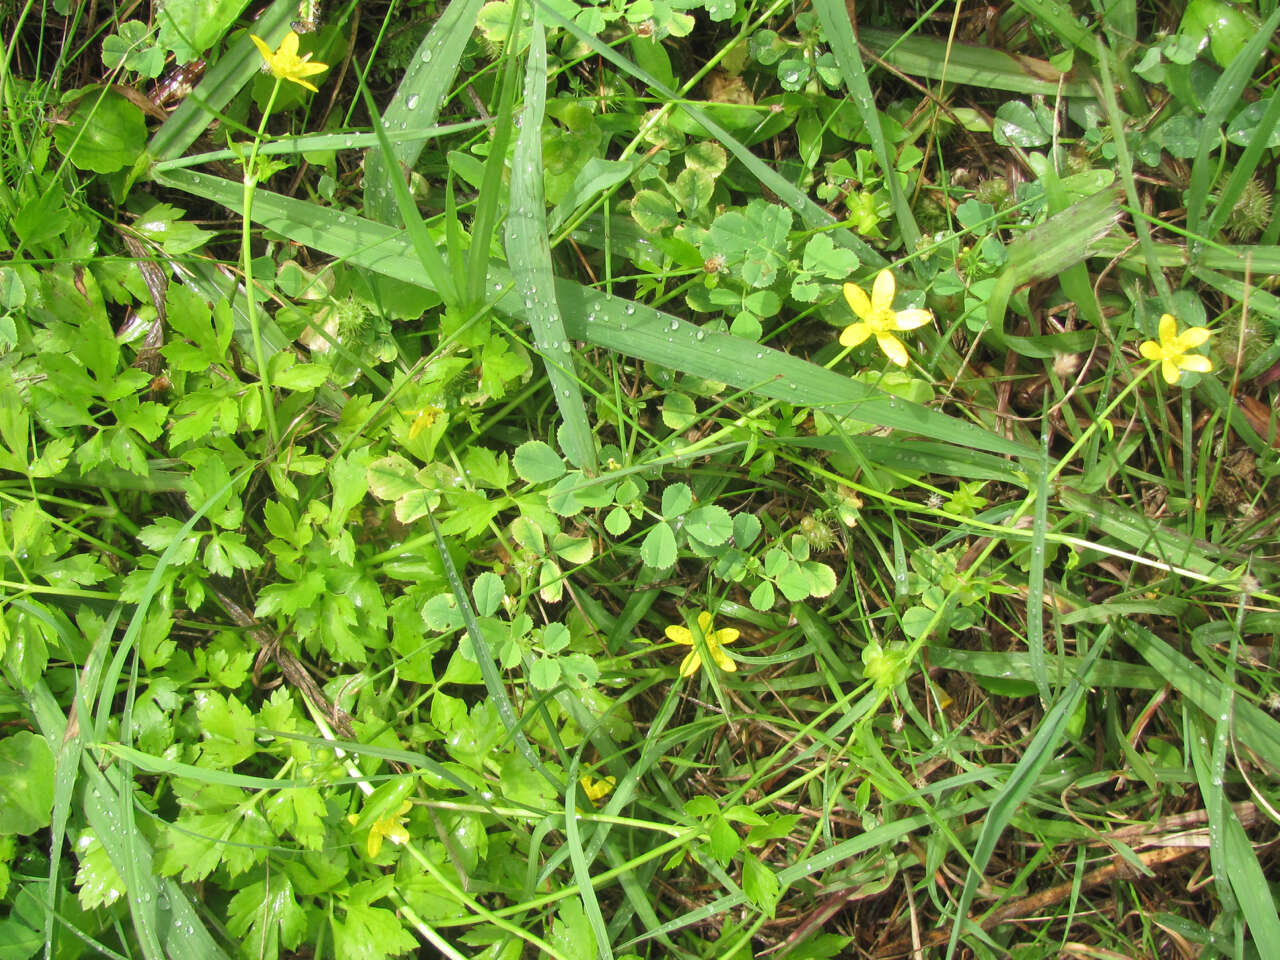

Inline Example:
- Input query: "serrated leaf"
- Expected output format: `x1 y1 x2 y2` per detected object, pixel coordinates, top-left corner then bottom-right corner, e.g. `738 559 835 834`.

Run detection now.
367 454 420 501
472 571 505 617
513 440 566 484
685 504 732 546
604 505 631 535
0 732 54 835
641 522 677 569
661 482 693 518
742 853 781 917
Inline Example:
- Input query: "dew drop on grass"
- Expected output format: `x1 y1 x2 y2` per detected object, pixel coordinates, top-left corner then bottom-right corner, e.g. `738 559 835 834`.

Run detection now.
755 352 763 359
421 49 433 63
668 319 679 331
406 94 419 110
695 330 705 341
625 304 636 315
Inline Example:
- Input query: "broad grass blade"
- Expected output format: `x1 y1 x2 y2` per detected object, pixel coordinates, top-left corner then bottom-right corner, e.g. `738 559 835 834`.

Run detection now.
362 0 484 223
812 0 919 253
505 17 598 472
149 0 296 160
943 638 1105 959
157 169 1033 458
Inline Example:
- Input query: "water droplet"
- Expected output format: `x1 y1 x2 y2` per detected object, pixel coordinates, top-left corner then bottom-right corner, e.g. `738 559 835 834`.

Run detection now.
421 49 433 63
695 330 705 341
668 319 679 331
625 304 636 315
755 352 763 359
406 94 420 110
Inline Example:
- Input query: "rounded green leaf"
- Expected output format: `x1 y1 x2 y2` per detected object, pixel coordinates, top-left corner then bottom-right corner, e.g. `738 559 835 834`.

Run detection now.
661 392 698 430
749 581 775 611
513 440 566 484
641 522 677 569
604 505 631 536
631 189 678 233
54 92 147 173
992 101 1051 148
685 504 732 546
0 731 55 835
472 571 505 617
661 482 693 518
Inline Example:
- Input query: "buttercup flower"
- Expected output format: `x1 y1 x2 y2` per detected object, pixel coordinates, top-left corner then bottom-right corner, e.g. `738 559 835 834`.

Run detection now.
347 800 412 857
250 30 328 92
1139 314 1214 385
666 611 739 677
840 269 933 367
579 775 616 805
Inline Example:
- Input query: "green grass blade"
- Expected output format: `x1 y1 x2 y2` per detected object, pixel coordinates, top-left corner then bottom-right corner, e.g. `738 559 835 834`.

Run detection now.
1008 0 1093 51
148 0 296 160
857 27 1093 97
1184 9 1280 238
505 16 597 472
812 0 919 253
987 188 1122 337
155 169 1032 457
1025 409 1052 703
466 8 523 305
1187 712 1280 956
943 637 1105 959
426 508 565 792
153 122 486 173
1204 89 1280 240
1121 622 1280 774
362 0 484 224
359 82 458 306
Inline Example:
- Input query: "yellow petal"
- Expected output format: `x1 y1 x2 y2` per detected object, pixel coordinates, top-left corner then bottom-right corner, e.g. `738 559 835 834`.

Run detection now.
1178 355 1213 374
1176 326 1211 349
250 34 275 63
709 644 737 672
384 823 410 846
871 269 896 313
367 830 383 858
878 333 909 366
679 650 701 677
892 308 932 331
290 77 319 92
666 625 692 645
713 627 739 646
840 322 872 348
1138 339 1163 361
695 611 715 634
1157 314 1177 345
278 30 301 59
843 282 872 321
1161 358 1181 384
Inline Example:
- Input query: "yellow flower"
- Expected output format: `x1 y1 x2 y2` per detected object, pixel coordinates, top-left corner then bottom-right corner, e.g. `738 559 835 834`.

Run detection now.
250 30 328 92
665 611 738 677
1138 314 1214 385
347 800 412 857
579 775 616 805
839 269 933 367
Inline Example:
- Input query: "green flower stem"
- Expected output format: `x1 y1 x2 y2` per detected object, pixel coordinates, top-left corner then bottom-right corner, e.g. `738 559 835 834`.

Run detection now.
241 79 284 448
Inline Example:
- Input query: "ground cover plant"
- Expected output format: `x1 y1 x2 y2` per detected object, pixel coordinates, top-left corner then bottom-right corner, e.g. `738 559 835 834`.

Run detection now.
2 0 1279 956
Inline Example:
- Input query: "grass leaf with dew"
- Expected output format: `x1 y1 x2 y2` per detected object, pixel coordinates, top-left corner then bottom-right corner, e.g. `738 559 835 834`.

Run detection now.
156 169 1032 458
362 0 484 224
812 0 919 253
943 637 1105 959
505 16 597 473
857 27 1093 97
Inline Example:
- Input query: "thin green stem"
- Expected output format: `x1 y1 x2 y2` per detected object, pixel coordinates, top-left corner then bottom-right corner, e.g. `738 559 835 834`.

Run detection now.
242 79 284 448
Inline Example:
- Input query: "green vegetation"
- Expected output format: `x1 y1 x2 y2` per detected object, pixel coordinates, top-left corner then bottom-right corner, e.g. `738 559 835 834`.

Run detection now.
3 0 1279 957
